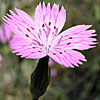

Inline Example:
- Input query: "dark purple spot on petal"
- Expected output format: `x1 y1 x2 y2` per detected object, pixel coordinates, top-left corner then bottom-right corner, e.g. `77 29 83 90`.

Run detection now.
26 28 31 32
32 47 35 49
42 24 45 27
69 37 73 39
53 53 56 55
49 22 51 26
64 50 66 52
38 51 41 53
31 27 34 30
54 26 56 29
60 52 62 54
25 34 29 37
67 42 71 45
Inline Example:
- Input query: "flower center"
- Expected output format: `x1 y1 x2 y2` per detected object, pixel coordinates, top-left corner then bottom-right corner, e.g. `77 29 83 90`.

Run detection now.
40 22 59 51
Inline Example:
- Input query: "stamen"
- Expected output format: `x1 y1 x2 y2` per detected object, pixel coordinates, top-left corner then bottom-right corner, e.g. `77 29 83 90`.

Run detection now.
25 34 29 37
31 27 34 30
26 28 31 32
60 52 62 54
67 42 71 45
69 37 73 39
53 53 56 55
49 22 51 26
38 51 41 53
32 47 35 49
42 24 45 27
54 26 56 29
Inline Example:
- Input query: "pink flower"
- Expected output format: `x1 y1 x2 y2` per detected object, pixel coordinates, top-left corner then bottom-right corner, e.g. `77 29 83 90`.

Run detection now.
3 2 97 68
0 22 11 44
0 55 3 68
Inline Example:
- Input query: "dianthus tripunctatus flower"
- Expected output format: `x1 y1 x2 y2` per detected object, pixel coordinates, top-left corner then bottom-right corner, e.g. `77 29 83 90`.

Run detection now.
3 2 97 68
0 22 11 44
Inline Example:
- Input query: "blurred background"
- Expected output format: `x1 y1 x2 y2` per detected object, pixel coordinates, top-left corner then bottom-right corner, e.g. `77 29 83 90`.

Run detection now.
0 0 100 100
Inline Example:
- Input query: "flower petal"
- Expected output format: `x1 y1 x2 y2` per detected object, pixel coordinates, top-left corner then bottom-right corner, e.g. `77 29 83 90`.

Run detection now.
56 6 66 33
10 35 47 59
52 25 97 50
34 2 43 28
48 49 86 68
34 2 66 34
4 8 39 37
50 3 59 29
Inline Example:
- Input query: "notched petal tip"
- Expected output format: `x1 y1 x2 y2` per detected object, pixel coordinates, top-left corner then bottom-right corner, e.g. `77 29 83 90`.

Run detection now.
14 7 22 14
83 59 87 61
12 50 17 53
87 25 92 27
60 6 66 13
70 66 75 68
90 46 97 48
47 2 51 9
52 3 59 9
91 30 96 33
14 7 17 10
85 25 93 30
9 9 17 16
43 1 45 6
39 2 42 7
2 19 9 27
14 7 21 14
3 17 7 22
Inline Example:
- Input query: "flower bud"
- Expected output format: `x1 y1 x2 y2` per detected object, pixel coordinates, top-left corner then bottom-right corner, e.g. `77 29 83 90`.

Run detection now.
30 56 50 100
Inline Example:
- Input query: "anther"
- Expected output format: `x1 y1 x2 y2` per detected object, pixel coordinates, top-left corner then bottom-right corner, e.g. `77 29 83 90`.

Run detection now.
53 53 56 55
67 42 71 45
31 27 34 30
32 47 35 49
38 51 41 53
49 22 51 26
42 24 45 27
69 37 73 39
54 26 56 29
60 52 62 54
25 34 29 37
26 28 31 32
